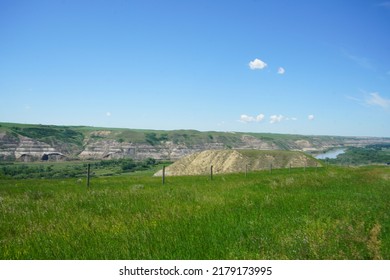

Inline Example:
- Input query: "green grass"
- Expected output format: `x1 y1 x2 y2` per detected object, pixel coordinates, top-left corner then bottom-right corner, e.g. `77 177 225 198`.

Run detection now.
0 166 389 260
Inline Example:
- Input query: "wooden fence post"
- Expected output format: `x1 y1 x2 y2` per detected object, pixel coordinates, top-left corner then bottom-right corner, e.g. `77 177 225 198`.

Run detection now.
162 165 166 185
270 163 273 174
87 163 91 188
210 165 213 180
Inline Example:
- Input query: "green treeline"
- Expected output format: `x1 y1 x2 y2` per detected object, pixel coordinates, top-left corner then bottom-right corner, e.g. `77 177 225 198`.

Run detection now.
0 158 160 179
328 144 390 165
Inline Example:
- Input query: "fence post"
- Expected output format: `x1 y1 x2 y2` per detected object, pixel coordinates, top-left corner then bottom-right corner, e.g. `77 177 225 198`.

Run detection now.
210 165 213 181
162 165 166 185
87 163 91 188
245 164 248 178
270 163 273 174
289 163 291 173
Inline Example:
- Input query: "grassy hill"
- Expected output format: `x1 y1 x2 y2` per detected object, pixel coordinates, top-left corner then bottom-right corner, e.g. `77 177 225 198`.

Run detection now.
1 165 389 259
0 122 295 148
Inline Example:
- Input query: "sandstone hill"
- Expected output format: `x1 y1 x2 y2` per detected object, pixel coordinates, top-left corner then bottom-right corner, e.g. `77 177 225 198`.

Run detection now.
154 149 320 176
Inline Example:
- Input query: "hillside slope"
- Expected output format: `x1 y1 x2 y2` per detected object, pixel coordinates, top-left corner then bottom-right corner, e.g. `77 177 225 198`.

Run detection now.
154 149 320 176
1 122 389 162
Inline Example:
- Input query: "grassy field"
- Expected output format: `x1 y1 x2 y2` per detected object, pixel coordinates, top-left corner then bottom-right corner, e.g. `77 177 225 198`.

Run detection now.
0 166 389 260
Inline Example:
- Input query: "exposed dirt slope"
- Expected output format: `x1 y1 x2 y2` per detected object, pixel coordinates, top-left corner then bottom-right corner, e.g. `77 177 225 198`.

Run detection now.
154 149 320 176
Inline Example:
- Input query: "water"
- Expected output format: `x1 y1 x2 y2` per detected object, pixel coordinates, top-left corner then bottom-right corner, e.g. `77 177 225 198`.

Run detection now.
315 148 346 160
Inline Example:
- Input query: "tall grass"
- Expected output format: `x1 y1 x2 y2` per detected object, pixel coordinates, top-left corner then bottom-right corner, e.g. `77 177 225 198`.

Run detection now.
0 166 389 259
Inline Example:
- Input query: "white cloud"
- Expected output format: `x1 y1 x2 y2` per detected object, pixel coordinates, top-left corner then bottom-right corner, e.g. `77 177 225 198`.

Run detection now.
106 112 112 117
308 114 315 121
240 114 254 123
249 58 267 70
366 92 390 109
270 115 284 124
286 117 297 121
256 114 265 122
346 95 363 103
241 114 299 124
343 51 374 70
277 67 285 75
239 113 265 123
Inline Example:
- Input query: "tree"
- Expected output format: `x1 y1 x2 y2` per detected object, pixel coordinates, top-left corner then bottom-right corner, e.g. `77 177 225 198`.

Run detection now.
121 159 136 172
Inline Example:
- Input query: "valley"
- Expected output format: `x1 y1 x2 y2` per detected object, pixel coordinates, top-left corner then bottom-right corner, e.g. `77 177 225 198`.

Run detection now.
1 122 389 162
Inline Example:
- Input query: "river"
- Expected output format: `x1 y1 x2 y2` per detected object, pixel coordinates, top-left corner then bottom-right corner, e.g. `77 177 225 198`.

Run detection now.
315 148 346 160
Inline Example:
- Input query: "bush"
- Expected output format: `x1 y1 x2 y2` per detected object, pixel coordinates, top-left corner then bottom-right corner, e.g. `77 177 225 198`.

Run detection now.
121 159 137 172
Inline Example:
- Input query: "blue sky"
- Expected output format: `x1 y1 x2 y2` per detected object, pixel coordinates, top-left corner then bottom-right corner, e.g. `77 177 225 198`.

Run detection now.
1 0 389 137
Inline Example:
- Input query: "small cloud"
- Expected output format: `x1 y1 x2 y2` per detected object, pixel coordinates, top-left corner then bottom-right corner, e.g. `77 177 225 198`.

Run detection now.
277 67 285 75
286 117 297 121
239 113 265 123
249 58 267 70
256 114 265 122
346 95 363 103
106 112 112 117
240 114 255 123
343 51 374 70
365 92 390 109
270 114 284 124
241 113 297 124
308 114 315 121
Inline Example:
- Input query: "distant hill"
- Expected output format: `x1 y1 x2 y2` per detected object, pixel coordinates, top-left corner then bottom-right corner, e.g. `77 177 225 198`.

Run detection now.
154 149 320 176
1 122 390 162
